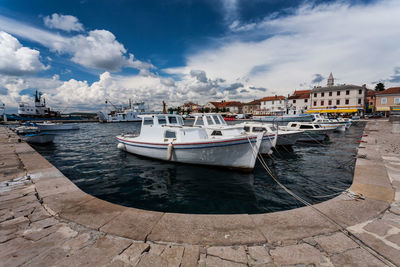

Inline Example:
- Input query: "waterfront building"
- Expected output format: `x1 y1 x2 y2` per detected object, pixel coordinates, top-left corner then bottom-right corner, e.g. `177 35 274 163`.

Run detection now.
287 90 311 115
308 73 367 115
366 89 376 113
375 87 400 116
259 95 287 115
243 99 261 115
204 101 242 113
181 102 202 113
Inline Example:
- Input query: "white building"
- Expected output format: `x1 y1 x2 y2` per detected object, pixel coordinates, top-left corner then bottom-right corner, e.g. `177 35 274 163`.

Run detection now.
287 90 311 115
259 95 286 115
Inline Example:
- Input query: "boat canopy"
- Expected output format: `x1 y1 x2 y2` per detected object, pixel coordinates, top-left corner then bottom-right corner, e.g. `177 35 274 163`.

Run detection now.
193 113 228 127
141 114 184 127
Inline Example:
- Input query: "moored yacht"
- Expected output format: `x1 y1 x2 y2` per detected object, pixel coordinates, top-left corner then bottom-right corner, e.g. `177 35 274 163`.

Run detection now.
237 122 303 147
279 122 334 142
192 113 277 154
116 114 263 171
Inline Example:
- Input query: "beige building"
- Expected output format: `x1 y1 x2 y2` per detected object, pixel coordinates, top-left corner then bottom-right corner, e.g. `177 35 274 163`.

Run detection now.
242 100 261 114
309 73 366 115
259 95 286 115
375 87 400 114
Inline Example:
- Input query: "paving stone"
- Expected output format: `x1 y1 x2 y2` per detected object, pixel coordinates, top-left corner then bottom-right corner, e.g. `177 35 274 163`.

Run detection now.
181 245 200 267
34 176 79 198
55 235 132 266
207 246 247 264
161 245 184 267
363 220 393 236
313 232 358 254
0 194 38 211
136 253 168 267
61 232 98 253
247 246 272 265
0 215 29 230
27 205 51 222
108 242 149 266
148 243 166 255
269 243 327 266
100 208 163 241
205 255 247 267
387 233 400 246
330 248 386 266
42 189 94 215
380 212 400 229
29 217 59 230
59 197 125 230
22 224 62 241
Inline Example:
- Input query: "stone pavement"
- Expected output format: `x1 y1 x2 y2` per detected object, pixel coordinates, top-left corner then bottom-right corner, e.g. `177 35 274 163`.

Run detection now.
0 120 399 266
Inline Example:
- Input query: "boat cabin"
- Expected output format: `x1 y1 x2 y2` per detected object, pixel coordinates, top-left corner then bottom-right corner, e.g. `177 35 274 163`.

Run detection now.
285 122 322 130
139 115 208 142
192 113 245 137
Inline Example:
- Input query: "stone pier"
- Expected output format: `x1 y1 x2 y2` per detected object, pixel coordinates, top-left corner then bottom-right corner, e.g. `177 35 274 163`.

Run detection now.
0 120 399 266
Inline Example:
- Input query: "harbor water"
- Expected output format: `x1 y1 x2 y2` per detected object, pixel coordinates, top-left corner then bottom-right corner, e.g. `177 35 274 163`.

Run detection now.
33 121 366 214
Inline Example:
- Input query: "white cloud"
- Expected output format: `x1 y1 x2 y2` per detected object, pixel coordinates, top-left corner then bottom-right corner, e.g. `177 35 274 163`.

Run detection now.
0 15 153 72
43 13 84 32
167 0 400 99
0 31 47 76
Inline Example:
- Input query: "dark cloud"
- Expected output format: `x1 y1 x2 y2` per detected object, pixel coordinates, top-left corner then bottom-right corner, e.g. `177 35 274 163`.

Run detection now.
240 89 249 93
190 70 208 83
311 73 324 84
225 82 243 91
249 86 267 92
249 64 270 76
389 67 400 83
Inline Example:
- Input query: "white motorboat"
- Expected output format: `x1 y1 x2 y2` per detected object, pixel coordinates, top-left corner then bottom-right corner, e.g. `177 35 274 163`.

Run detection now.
26 121 79 131
99 100 158 122
237 122 303 147
192 113 276 154
116 114 263 171
310 114 348 132
15 125 40 134
279 122 334 142
21 133 55 144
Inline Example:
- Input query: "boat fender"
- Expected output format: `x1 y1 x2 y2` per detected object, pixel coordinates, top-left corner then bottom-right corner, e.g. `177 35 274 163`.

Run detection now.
167 142 174 161
117 143 126 151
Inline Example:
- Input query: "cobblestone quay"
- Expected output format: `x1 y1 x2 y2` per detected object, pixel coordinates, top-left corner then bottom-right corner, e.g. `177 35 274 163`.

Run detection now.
0 120 399 266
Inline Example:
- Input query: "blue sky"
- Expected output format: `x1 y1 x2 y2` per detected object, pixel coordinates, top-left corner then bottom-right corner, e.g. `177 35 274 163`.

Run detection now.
0 0 399 112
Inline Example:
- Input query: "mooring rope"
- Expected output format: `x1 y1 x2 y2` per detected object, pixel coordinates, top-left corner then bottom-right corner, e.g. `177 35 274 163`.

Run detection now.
246 136 396 267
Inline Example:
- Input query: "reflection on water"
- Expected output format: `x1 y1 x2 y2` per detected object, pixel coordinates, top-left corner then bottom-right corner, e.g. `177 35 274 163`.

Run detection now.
33 121 365 214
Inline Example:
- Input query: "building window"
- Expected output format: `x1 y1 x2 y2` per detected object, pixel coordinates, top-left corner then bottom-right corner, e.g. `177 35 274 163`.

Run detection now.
346 90 350 95
328 100 332 105
313 101 317 106
304 99 308 103
345 99 349 105
329 92 332 96
321 92 325 97
358 98 362 104
359 89 362 94
321 100 324 106
336 99 340 105
381 98 387 104
395 98 400 104
337 91 340 96
314 93 317 97
293 100 296 103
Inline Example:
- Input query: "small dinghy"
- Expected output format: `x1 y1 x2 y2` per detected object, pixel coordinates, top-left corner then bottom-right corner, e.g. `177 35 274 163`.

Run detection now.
25 121 79 131
116 114 263 171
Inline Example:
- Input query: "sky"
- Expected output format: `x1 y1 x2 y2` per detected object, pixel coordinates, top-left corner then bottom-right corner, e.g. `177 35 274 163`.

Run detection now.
0 0 399 113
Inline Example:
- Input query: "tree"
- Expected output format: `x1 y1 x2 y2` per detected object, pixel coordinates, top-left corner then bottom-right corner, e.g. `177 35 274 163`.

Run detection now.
375 82 385 92
204 107 210 113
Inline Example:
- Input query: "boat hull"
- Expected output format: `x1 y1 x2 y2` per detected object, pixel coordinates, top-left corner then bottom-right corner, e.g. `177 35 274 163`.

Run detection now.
117 136 261 170
277 131 303 146
260 134 276 154
297 130 329 142
37 124 79 131
22 133 55 144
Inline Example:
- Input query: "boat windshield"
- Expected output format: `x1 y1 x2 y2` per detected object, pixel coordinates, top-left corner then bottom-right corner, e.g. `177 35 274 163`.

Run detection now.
205 115 214 125
194 117 204 126
253 127 267 132
158 116 167 125
212 115 221 125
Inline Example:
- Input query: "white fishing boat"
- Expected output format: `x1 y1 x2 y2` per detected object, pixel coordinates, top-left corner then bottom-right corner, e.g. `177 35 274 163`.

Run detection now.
192 113 276 154
29 121 79 131
237 122 303 147
116 114 263 171
99 100 157 122
21 133 55 144
279 122 334 142
310 114 348 132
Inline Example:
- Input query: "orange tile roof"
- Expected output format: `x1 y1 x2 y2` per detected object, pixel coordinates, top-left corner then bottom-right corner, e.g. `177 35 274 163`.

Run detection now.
377 87 400 95
260 95 286 101
293 90 311 95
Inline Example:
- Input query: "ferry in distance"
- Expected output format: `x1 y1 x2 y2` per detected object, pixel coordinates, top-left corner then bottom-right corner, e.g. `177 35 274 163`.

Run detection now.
98 99 158 123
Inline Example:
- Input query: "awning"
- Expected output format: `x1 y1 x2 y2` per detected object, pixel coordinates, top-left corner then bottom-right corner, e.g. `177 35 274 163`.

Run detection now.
376 107 390 111
306 108 359 113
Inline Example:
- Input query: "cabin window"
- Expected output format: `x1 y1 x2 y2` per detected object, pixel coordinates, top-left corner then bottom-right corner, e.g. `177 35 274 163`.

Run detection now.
158 116 167 125
168 116 177 124
206 116 213 125
143 118 153 125
211 130 222 136
178 117 184 125
195 118 204 126
164 130 176 138
243 126 250 132
300 125 313 129
291 123 297 127
270 126 277 131
315 125 321 128
253 127 266 132
212 115 221 124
